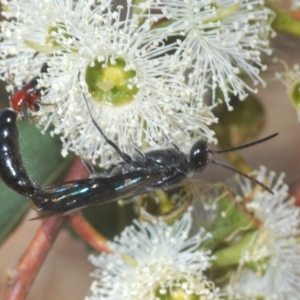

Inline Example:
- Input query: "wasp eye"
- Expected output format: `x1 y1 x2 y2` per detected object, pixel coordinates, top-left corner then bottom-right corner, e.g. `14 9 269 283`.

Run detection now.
190 140 209 171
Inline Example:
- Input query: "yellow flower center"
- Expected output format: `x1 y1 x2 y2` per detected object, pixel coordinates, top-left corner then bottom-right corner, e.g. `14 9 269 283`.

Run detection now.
85 58 139 106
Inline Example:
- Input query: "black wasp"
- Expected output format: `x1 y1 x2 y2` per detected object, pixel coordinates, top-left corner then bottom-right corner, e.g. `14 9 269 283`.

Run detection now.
0 109 40 197
0 63 48 197
29 95 278 218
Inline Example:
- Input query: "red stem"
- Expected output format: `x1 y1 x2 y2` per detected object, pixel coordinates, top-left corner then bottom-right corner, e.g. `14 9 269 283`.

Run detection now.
64 158 112 253
4 216 64 300
68 213 112 254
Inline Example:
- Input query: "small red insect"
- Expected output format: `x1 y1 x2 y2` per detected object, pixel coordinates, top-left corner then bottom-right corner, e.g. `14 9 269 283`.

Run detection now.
9 62 48 120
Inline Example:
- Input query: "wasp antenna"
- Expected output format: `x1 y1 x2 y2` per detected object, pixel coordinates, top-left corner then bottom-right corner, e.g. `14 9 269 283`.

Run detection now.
211 159 273 194
82 92 132 164
209 133 278 154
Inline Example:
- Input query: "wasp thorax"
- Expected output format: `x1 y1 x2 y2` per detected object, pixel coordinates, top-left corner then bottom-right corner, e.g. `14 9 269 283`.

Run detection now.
190 140 209 171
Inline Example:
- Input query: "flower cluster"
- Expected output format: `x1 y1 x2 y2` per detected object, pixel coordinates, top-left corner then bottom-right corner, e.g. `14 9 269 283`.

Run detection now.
87 168 300 299
230 167 300 299
87 209 223 300
138 0 274 108
0 0 273 166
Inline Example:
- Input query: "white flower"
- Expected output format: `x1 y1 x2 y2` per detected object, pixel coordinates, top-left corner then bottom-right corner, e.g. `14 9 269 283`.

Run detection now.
1 0 217 167
140 0 274 108
86 209 223 300
230 167 300 299
0 0 109 86
33 4 217 167
275 62 300 121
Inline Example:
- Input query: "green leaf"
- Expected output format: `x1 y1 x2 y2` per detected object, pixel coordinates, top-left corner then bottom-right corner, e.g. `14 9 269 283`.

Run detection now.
202 195 254 250
213 230 255 268
0 193 29 246
0 120 74 245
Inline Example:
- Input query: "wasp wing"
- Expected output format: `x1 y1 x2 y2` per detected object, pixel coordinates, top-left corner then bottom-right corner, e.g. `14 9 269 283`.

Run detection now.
30 172 161 217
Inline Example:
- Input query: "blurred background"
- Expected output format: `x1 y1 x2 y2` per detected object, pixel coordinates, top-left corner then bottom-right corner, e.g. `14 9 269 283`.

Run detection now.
0 13 300 300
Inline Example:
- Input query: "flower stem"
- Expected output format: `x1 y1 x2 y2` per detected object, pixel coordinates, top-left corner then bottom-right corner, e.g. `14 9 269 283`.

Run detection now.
67 213 112 254
4 216 65 300
3 157 112 300
64 158 112 252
